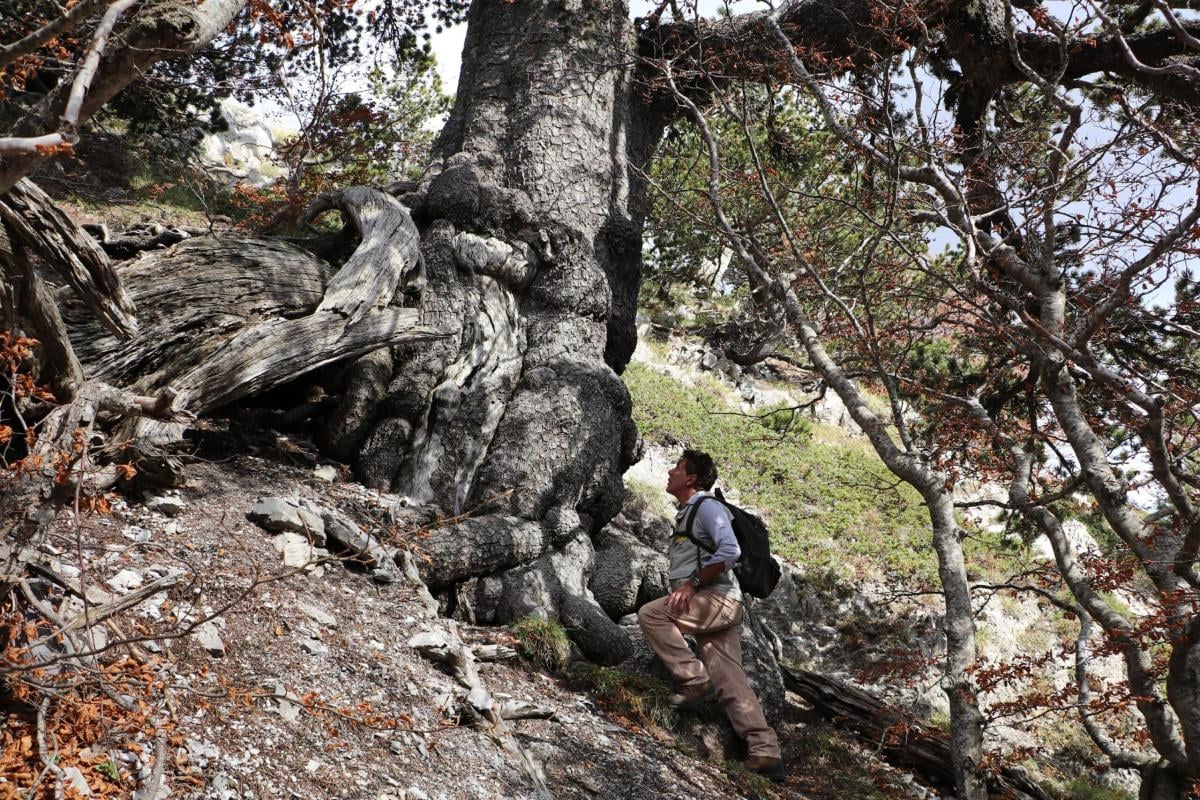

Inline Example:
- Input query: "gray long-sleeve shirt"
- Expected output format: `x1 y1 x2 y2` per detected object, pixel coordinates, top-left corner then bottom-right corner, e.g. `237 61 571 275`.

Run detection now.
667 492 741 597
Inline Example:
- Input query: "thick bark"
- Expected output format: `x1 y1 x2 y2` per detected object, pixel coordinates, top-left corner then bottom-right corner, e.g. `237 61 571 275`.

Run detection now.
326 0 656 526
1140 762 1197 800
313 0 677 659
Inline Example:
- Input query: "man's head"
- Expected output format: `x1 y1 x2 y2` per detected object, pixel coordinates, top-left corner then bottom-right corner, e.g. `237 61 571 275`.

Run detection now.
666 449 717 501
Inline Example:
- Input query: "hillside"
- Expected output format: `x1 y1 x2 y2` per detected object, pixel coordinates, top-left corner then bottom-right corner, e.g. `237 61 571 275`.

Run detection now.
2 305 1137 800
0 106 1138 800
4 412 958 800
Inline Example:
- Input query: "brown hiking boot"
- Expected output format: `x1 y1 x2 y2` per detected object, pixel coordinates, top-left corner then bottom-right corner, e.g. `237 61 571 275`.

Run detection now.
667 680 715 709
744 756 786 783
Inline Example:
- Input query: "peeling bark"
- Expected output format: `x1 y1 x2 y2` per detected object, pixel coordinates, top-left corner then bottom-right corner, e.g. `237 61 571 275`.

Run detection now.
58 230 445 445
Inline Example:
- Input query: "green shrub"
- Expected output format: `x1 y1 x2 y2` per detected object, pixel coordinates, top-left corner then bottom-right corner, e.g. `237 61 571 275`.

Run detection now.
510 616 571 673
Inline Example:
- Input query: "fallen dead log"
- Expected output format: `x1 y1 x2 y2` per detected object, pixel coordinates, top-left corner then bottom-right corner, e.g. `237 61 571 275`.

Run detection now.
57 190 446 443
781 665 1052 800
82 221 206 260
1 178 135 338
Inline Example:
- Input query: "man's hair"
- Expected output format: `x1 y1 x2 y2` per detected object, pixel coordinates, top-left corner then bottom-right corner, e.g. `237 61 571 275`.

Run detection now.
680 449 718 491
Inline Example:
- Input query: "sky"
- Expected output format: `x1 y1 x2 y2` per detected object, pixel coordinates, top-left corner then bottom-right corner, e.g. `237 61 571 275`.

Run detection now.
430 1 751 94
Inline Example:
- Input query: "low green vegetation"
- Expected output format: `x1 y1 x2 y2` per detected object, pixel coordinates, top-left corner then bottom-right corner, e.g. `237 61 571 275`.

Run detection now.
787 727 903 799
624 361 935 582
567 664 677 729
510 616 572 673
1062 777 1134 800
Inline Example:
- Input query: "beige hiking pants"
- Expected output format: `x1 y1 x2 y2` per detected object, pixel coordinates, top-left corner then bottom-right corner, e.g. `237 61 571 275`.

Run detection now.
637 590 781 759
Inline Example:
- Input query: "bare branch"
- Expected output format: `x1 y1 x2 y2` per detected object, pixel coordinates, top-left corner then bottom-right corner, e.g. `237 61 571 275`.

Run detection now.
0 0 107 70
64 0 140 127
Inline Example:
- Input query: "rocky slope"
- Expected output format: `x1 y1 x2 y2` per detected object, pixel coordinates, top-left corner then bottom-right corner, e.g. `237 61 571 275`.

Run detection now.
9 415 951 800
3 303 1138 800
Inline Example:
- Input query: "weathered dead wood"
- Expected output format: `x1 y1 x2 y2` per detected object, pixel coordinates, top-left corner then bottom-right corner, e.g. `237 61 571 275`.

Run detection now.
306 187 423 324
0 179 135 338
499 700 556 721
474 644 519 662
63 237 331 387
0 227 84 399
410 627 551 799
179 306 433 410
57 234 446 442
781 666 1052 800
57 571 182 634
83 221 204 260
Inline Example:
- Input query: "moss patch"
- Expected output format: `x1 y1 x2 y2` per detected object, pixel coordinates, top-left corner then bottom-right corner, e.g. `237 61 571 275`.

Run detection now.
787 727 908 799
1062 777 1134 800
567 664 677 730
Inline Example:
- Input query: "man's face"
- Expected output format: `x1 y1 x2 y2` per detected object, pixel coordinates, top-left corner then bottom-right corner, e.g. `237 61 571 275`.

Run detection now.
666 458 695 496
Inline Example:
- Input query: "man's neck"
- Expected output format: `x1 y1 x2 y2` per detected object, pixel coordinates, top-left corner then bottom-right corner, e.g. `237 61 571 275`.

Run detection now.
671 488 699 506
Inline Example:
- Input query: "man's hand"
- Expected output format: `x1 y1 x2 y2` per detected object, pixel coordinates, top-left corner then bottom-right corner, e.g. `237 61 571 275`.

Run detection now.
666 583 696 615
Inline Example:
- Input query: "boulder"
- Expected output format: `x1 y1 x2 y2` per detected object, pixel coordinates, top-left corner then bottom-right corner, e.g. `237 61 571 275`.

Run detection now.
248 497 326 545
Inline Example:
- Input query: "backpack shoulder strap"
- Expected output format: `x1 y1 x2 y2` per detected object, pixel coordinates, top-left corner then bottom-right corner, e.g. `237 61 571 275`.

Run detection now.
683 496 716 554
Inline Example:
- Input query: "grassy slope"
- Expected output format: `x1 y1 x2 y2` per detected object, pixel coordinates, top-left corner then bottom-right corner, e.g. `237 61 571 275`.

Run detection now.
625 361 936 584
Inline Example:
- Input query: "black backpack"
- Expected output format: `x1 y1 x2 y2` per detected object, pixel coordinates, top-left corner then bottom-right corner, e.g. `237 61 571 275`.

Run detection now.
684 488 781 598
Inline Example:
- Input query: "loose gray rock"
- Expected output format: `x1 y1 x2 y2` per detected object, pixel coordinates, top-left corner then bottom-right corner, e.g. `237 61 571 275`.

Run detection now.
62 767 92 797
144 493 186 516
248 497 326 545
107 568 144 593
295 498 331 547
270 681 302 723
313 464 338 482
700 351 719 370
299 637 328 656
717 359 742 382
194 621 226 656
370 566 398 585
273 532 324 569
298 602 336 627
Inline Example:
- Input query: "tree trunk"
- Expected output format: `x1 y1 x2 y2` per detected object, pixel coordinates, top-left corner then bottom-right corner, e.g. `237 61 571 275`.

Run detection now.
321 0 665 656
1139 762 1196 800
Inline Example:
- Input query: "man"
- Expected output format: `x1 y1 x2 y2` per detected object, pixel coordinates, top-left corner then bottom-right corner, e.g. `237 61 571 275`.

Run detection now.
637 449 785 782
